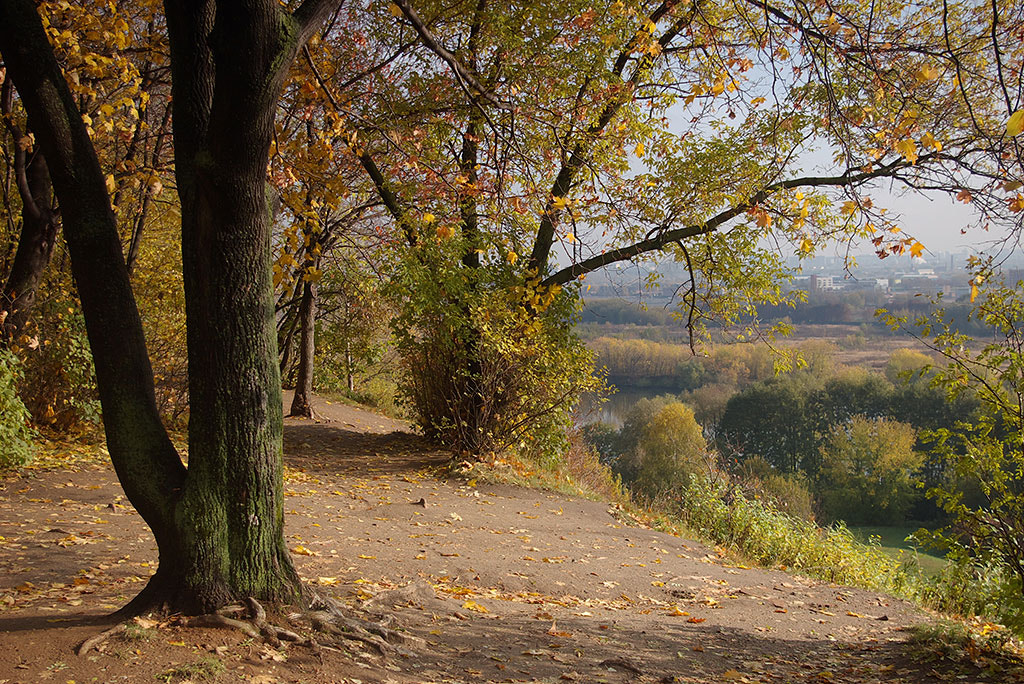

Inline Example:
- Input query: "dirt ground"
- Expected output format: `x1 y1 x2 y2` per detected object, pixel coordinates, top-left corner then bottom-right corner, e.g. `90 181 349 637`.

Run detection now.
0 396 1013 683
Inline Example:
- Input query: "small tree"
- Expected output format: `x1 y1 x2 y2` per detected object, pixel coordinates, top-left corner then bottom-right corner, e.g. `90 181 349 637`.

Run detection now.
631 401 707 500
888 279 1024 589
816 415 922 525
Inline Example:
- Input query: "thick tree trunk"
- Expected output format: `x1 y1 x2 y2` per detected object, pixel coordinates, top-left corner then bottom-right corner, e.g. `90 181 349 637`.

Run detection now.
1 0 337 615
0 170 58 339
0 0 188 609
289 279 317 417
166 0 308 612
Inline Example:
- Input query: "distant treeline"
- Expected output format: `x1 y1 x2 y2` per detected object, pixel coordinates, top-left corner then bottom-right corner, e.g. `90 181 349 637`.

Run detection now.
581 292 988 333
590 335 809 392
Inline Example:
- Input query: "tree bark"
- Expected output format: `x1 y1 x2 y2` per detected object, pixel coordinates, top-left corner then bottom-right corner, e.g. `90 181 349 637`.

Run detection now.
289 279 317 417
0 81 59 340
0 0 338 615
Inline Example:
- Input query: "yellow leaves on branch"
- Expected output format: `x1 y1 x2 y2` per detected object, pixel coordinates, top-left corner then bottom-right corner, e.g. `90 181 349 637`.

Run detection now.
914 64 939 82
1008 110 1024 137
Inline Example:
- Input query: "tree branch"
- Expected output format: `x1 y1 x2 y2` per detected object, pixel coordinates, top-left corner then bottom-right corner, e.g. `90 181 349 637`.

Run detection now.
541 155 920 287
390 0 504 108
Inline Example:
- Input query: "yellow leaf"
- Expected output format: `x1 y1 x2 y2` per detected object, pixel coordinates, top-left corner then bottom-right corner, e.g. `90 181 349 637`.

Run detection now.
721 669 744 680
909 241 925 258
920 131 942 152
970 283 979 302
1008 109 1024 137
633 141 645 157
915 64 939 82
895 139 918 164
105 174 116 193
422 213 436 224
551 195 568 211
462 600 489 613
389 3 403 16
799 238 814 254
357 554 377 559
506 251 518 264
292 545 315 556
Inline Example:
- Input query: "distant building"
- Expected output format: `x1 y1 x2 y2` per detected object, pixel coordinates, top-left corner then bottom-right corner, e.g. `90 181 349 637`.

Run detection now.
809 275 843 291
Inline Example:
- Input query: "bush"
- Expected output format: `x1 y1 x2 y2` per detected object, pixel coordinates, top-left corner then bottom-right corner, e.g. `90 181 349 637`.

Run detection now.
918 555 1024 637
394 243 600 458
0 350 36 469
18 298 100 430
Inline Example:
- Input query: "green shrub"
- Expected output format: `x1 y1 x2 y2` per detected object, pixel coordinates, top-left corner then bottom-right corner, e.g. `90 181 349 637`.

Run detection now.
917 553 1024 637
0 350 36 469
760 473 816 522
393 242 600 458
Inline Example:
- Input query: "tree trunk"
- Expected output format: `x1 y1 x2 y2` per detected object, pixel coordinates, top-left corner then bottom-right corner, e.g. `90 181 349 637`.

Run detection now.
0 0 337 615
346 341 354 393
289 279 317 417
0 82 59 340
0 0 188 611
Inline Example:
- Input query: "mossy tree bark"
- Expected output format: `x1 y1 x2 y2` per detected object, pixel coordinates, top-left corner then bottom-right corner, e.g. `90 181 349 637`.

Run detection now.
0 0 338 615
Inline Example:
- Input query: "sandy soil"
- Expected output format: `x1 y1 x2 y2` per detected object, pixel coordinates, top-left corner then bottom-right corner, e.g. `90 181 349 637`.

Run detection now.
0 396 1011 683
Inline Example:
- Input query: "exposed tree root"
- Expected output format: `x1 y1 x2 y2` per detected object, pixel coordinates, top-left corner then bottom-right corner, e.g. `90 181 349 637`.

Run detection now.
76 623 127 656
77 589 422 663
299 588 426 658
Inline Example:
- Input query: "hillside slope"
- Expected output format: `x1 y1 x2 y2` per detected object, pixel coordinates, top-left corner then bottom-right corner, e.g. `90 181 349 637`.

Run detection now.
0 397 991 683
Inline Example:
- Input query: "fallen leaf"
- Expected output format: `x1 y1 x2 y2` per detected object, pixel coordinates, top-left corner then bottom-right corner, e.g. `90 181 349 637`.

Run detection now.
462 600 489 614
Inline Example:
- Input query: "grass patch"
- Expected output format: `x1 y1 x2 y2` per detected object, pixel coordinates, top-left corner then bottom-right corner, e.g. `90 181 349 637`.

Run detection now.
155 657 225 682
849 526 948 576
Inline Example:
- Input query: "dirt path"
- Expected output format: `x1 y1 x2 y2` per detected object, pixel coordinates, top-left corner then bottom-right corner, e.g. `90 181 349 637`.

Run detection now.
0 398 1007 683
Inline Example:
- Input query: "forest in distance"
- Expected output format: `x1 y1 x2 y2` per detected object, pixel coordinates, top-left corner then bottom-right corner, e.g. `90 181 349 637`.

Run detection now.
578 300 965 524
